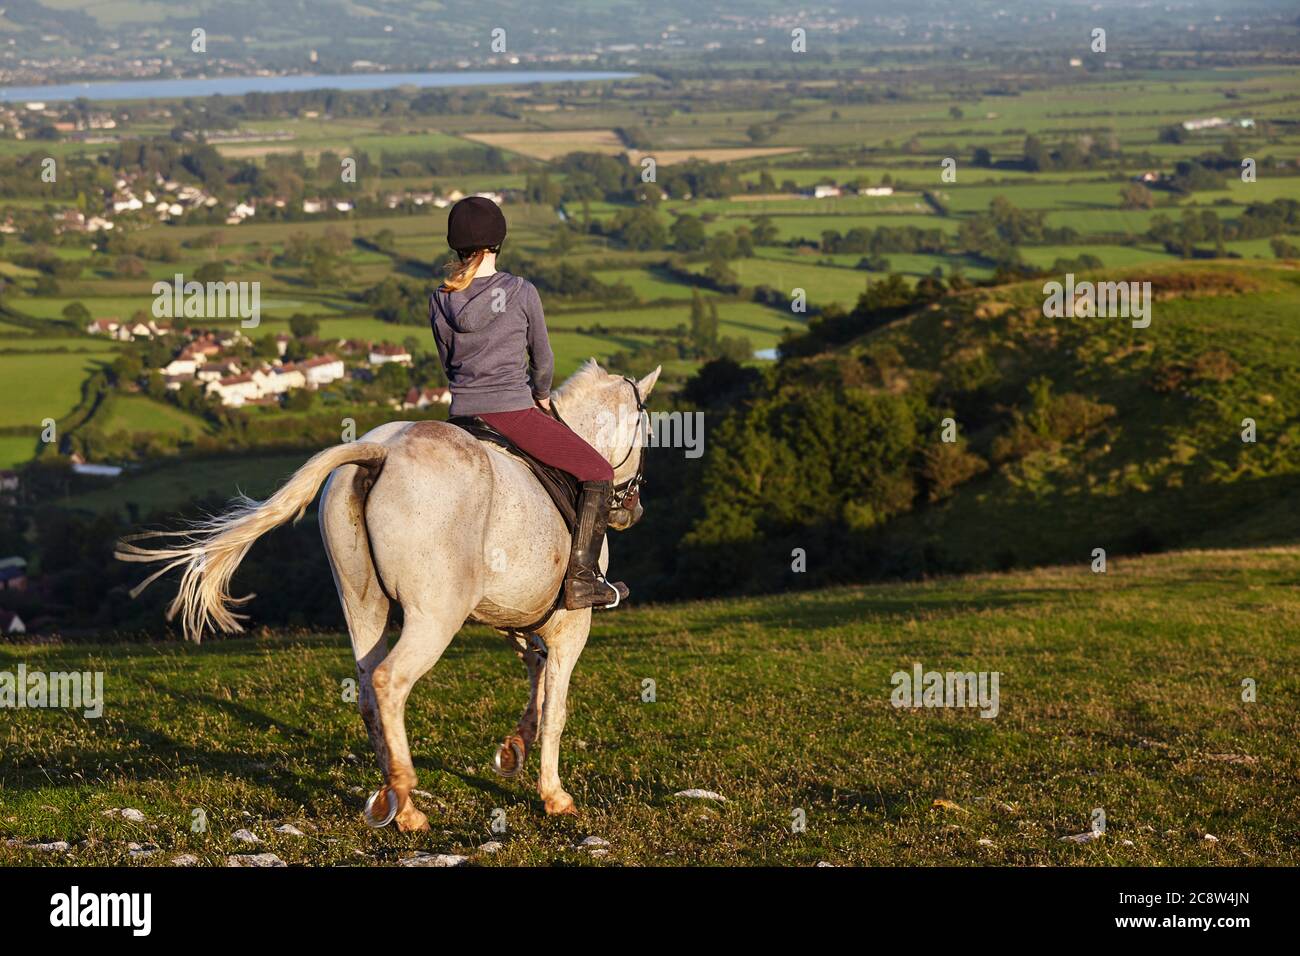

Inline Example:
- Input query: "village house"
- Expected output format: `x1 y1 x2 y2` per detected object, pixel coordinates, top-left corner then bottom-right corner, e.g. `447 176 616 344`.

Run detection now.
402 386 452 410
161 356 199 377
68 453 123 478
207 374 261 407
267 364 307 394
0 609 25 635
369 344 412 366
300 354 346 387
197 360 242 384
86 317 124 338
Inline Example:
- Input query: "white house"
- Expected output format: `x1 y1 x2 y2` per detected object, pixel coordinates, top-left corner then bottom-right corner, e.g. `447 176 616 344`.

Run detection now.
301 355 345 387
86 318 120 337
207 374 261 407
302 199 325 214
812 184 840 199
860 186 894 197
0 609 25 635
197 361 241 384
268 365 307 393
402 386 452 410
369 344 412 366
162 357 198 377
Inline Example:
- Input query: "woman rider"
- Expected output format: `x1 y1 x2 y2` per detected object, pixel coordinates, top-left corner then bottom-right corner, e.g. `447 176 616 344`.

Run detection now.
429 196 627 610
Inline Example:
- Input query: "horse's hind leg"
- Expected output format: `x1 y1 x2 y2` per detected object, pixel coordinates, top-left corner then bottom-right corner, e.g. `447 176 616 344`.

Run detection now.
320 469 393 796
370 607 464 832
495 635 546 777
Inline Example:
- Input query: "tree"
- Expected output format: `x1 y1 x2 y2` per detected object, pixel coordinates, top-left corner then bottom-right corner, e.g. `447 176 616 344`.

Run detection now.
289 313 320 339
195 261 227 283
62 302 92 325
1119 183 1155 210
611 206 667 251
671 215 707 252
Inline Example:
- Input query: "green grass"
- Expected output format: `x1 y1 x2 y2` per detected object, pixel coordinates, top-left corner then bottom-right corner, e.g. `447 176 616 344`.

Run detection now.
0 352 103 428
94 395 211 438
0 546 1295 866
57 452 314 517
0 434 38 468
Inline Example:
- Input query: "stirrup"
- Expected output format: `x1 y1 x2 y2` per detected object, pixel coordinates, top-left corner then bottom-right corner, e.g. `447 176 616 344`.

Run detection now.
599 577 629 610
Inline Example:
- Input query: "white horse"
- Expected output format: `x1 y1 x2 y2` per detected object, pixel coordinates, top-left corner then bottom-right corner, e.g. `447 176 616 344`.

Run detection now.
119 359 659 830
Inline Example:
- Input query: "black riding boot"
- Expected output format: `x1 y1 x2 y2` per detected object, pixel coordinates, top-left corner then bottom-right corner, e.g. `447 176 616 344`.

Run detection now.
563 480 629 610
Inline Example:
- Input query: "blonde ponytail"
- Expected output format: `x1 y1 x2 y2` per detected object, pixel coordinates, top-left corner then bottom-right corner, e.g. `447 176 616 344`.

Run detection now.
441 249 487 293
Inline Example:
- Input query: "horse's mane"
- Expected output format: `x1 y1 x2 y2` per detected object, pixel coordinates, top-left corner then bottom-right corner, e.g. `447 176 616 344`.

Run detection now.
554 358 610 406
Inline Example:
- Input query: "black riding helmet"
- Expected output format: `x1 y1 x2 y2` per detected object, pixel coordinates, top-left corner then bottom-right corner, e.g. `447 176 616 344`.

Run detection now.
446 195 506 259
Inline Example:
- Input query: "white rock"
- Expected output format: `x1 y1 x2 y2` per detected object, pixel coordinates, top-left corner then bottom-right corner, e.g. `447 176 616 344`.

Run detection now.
578 835 610 849
399 852 468 868
231 829 261 844
977 838 995 847
127 842 159 858
673 789 727 802
170 854 201 867
478 841 504 854
226 853 285 867
815 861 836 867
1204 834 1219 843
5 838 68 852
587 848 609 858
413 789 435 799
102 808 146 823
1060 830 1103 843
1121 840 1135 847
274 824 305 837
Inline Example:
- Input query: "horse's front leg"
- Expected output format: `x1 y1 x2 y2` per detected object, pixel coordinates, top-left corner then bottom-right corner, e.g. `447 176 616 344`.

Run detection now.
495 634 547 777
535 610 590 815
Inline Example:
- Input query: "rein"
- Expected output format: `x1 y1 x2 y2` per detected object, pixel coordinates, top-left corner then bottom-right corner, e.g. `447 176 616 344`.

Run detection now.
550 376 647 506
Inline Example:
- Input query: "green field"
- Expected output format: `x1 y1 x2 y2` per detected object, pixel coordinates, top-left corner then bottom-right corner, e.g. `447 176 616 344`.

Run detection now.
0 352 103 428
95 395 211 438
0 546 1295 866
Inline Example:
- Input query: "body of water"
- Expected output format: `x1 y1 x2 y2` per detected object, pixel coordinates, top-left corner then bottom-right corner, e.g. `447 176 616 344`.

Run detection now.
0 70 636 104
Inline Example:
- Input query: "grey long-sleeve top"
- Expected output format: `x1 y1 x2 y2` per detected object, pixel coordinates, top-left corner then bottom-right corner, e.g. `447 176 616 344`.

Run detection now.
428 271 555 417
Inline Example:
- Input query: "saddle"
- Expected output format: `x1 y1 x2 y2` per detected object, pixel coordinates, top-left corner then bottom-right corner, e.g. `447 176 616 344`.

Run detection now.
448 416 581 533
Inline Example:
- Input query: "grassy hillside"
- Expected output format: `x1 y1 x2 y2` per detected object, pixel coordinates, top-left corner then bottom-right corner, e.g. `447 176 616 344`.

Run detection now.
856 260 1300 569
1 547 1296 866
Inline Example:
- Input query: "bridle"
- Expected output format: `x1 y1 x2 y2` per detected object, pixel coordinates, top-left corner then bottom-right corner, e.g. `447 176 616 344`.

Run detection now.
551 376 647 511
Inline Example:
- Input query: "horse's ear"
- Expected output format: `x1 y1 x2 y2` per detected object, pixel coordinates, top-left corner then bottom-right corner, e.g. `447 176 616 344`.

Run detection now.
637 365 662 398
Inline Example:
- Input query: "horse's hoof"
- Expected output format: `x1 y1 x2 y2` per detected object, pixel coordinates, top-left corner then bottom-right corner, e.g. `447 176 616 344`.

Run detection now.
493 737 525 778
544 792 578 816
395 805 430 833
363 787 398 828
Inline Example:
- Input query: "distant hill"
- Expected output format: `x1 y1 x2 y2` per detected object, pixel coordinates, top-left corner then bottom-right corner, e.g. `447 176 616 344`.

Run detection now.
656 260 1300 595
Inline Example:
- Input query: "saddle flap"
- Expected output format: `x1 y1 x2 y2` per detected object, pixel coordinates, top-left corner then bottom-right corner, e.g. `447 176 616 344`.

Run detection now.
447 416 581 533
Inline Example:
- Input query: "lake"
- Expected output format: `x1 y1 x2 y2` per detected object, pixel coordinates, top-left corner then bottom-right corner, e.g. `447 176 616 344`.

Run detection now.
0 70 637 104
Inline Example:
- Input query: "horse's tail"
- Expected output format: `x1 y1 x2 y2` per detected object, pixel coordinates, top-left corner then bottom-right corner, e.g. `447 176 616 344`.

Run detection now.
116 441 388 642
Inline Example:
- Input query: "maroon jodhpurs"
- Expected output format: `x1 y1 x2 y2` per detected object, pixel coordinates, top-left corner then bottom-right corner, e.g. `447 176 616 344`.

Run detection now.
478 406 614 482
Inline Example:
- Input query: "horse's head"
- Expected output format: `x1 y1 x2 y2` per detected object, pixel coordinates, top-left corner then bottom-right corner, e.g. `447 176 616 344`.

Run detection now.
552 359 661 531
